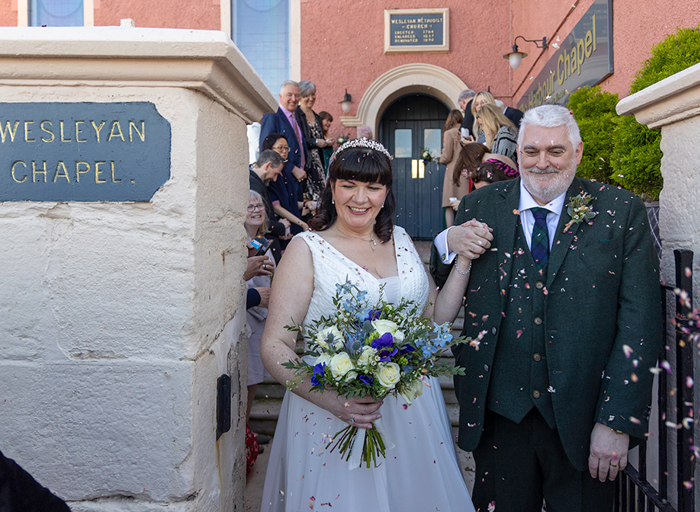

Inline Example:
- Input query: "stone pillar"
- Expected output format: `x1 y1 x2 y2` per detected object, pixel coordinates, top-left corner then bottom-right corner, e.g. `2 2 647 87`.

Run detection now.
0 27 275 511
617 61 700 508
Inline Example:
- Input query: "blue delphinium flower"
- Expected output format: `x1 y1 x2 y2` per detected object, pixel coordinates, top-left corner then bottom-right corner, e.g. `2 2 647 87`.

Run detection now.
310 363 326 387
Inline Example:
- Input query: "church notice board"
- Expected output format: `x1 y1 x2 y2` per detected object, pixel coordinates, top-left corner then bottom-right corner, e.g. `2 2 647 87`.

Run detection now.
384 9 449 53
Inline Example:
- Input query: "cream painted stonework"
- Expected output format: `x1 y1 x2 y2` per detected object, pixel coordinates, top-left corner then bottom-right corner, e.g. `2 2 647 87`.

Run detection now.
0 27 276 512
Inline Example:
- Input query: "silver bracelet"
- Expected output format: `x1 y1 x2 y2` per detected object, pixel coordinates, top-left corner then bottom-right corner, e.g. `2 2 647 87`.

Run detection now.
455 260 472 276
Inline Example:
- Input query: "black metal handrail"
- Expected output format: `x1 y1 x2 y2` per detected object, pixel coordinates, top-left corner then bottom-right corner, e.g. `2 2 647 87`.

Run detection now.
616 249 696 512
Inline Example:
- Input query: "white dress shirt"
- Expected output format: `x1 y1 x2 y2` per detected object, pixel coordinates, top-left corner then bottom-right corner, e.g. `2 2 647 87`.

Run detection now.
434 180 567 263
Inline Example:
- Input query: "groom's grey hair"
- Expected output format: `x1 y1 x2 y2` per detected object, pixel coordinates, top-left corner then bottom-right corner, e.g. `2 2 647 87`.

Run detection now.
517 104 582 149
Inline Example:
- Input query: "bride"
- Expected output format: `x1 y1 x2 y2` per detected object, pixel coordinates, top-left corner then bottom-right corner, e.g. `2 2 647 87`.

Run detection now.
260 138 492 511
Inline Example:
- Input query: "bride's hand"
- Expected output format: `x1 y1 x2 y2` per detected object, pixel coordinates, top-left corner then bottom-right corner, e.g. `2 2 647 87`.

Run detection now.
331 395 383 429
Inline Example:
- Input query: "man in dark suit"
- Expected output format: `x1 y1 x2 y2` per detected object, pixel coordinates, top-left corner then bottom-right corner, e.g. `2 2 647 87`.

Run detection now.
458 89 476 138
503 104 524 127
431 105 661 511
259 80 309 183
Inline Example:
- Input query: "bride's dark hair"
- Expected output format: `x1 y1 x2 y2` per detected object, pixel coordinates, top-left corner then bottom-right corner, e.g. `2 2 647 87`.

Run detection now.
309 146 395 243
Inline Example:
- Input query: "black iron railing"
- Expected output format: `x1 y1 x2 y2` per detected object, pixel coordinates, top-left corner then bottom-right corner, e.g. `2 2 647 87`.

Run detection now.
615 249 696 512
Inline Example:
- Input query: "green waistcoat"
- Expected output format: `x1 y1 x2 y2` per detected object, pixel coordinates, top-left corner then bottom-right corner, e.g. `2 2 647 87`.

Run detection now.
486 225 555 429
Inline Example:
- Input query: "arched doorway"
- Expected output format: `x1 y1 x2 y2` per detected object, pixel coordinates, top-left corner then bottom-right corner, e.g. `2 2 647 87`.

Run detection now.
379 94 449 240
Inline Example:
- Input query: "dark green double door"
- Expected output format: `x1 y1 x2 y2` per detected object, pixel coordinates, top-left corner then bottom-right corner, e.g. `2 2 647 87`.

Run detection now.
379 94 449 240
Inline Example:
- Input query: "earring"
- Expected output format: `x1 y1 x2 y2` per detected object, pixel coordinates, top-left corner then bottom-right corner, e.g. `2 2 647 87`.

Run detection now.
382 202 385 208
332 198 335 205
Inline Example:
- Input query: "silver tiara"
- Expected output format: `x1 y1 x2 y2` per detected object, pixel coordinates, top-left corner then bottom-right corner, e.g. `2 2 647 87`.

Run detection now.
328 137 393 168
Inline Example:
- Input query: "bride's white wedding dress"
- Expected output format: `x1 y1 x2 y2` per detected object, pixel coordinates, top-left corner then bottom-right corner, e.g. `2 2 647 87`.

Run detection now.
260 226 475 512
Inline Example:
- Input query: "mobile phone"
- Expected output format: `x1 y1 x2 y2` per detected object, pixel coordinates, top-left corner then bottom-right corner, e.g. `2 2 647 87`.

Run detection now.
460 128 470 138
251 235 273 257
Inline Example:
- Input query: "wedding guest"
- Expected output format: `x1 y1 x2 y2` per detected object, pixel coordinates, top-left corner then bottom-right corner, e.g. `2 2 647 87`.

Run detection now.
471 91 523 143
296 80 331 205
469 160 515 189
431 104 661 512
476 103 519 164
447 143 518 211
262 134 309 240
249 150 289 263
458 89 476 139
439 109 467 227
318 111 334 172
357 125 373 139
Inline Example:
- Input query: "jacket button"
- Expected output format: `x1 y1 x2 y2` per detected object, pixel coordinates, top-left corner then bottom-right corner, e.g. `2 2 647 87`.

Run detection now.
533 353 542 362
536 281 544 289
534 317 543 325
532 390 541 399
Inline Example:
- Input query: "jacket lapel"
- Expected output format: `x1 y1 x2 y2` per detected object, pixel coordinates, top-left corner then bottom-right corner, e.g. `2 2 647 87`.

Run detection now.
545 178 586 287
496 179 521 312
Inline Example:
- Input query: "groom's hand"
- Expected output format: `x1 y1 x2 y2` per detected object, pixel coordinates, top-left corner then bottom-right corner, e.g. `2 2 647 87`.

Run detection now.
588 422 629 482
446 219 493 260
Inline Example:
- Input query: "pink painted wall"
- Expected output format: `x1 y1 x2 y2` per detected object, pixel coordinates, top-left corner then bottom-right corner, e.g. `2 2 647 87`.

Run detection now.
300 0 511 137
511 0 700 104
0 0 18 26
94 0 220 30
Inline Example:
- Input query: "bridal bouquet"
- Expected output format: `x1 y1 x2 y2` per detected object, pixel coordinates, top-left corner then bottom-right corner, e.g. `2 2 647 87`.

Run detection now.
283 278 482 469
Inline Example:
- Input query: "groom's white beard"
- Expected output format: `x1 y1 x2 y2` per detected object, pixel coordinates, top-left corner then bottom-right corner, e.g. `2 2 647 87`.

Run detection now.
521 165 576 204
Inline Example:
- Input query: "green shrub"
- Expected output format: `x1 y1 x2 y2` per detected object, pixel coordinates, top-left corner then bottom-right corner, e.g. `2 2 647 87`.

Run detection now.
568 86 619 184
611 25 700 200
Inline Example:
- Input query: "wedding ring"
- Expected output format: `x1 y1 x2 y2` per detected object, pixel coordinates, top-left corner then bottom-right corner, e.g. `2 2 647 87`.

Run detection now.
349 414 356 423
610 463 619 467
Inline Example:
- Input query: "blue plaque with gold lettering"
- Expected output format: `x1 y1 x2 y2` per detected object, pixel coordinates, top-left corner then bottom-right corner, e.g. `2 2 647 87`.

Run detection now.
0 102 171 202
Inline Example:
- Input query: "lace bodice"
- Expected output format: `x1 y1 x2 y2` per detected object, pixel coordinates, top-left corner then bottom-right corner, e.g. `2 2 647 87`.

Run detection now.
296 226 429 328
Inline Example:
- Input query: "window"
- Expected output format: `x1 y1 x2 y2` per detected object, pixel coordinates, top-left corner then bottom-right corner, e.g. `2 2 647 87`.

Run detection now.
30 0 83 27
423 129 442 159
394 129 412 158
232 0 290 94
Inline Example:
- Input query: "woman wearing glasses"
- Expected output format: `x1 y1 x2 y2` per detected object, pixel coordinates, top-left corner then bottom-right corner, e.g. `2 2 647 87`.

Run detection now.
262 134 310 246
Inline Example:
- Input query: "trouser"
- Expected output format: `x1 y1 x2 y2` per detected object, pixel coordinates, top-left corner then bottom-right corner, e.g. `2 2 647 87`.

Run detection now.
471 409 615 512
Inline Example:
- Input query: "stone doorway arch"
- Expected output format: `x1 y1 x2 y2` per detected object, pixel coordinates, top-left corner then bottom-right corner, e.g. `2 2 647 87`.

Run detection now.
339 63 469 134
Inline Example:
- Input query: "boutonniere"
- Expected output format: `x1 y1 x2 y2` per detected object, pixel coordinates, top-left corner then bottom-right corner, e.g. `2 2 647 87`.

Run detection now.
563 192 597 233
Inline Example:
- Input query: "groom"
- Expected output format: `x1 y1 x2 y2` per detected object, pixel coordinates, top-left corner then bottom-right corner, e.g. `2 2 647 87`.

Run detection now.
430 105 662 511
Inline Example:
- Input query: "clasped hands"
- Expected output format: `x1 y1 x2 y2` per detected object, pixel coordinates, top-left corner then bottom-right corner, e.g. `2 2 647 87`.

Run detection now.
447 219 493 261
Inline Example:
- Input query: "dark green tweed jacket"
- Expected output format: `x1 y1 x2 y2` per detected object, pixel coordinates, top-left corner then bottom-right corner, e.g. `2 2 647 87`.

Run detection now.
430 177 662 471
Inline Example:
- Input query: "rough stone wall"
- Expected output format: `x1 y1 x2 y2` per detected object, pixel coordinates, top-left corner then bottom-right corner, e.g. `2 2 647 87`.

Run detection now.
0 85 248 511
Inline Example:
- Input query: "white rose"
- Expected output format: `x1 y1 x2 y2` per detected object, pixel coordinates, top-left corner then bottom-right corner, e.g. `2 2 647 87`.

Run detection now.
376 362 401 389
371 319 398 336
393 330 405 343
316 326 343 350
315 354 333 367
358 346 378 366
398 378 424 406
345 370 358 382
329 352 355 379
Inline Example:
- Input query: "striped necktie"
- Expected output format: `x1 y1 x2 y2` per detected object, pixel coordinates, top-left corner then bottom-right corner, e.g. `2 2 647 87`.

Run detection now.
530 207 549 270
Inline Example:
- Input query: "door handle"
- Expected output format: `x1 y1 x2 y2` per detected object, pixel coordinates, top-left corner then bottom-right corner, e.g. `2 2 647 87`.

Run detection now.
411 159 425 179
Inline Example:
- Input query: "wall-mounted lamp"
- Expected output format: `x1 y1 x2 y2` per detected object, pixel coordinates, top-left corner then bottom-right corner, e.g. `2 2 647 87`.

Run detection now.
339 89 353 114
503 36 548 70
